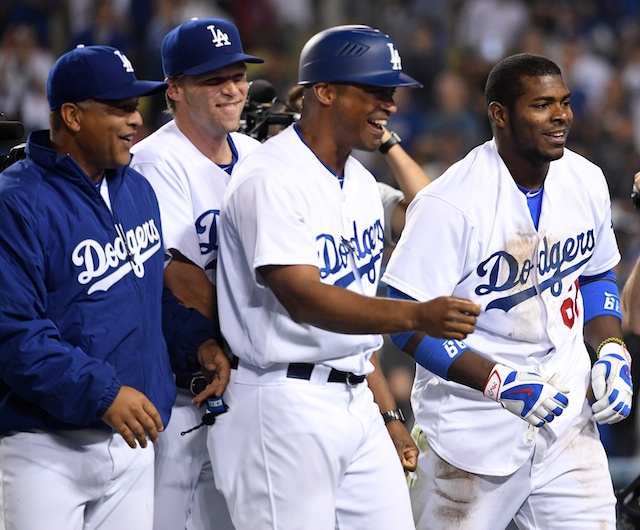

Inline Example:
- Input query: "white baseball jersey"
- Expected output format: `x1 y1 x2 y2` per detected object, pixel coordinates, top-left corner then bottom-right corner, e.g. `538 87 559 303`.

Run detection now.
217 124 385 374
131 120 261 282
211 123 414 530
383 138 620 475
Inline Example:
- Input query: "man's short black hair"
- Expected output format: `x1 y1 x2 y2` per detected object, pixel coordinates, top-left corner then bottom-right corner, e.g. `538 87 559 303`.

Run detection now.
484 53 562 109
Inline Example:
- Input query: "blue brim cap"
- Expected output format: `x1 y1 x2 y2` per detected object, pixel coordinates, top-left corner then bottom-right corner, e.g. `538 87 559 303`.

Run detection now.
47 45 167 110
162 18 264 77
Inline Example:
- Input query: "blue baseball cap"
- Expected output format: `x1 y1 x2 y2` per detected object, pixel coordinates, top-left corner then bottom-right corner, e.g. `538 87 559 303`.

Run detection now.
161 18 264 77
47 45 168 110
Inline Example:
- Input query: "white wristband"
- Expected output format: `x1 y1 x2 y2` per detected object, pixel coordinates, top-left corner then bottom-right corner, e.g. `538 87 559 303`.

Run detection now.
483 363 510 401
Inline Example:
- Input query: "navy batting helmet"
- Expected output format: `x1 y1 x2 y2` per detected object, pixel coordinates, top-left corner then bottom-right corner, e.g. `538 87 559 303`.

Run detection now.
298 25 422 88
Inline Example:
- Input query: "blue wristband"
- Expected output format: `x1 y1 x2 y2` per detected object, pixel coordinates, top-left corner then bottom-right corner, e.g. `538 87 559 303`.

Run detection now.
386 284 470 379
413 336 470 379
579 271 621 323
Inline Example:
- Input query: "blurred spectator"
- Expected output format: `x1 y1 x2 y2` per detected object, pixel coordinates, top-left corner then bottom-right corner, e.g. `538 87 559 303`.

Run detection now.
68 0 132 54
557 35 614 116
3 0 62 47
621 45 640 156
268 0 314 35
0 22 54 132
225 0 277 50
414 69 488 179
67 0 132 37
455 0 531 63
592 72 640 202
397 19 447 113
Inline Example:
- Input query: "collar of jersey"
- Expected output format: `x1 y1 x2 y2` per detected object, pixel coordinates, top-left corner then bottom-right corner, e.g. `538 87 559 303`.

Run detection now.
293 122 344 181
516 182 544 198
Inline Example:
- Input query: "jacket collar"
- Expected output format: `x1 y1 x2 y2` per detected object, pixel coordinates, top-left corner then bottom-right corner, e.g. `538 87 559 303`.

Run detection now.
26 130 128 192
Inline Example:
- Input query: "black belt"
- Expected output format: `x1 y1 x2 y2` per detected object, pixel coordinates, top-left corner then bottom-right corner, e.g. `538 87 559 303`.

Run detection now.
287 363 366 387
175 373 208 396
230 356 365 387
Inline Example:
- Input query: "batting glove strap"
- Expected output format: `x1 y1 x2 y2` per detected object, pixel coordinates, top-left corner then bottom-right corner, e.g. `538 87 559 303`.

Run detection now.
483 363 569 428
591 341 633 425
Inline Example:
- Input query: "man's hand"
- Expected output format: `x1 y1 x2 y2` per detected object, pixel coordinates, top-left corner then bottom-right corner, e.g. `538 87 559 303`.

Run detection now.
386 420 418 472
192 338 231 407
101 385 164 448
483 363 569 427
591 341 633 425
417 297 480 340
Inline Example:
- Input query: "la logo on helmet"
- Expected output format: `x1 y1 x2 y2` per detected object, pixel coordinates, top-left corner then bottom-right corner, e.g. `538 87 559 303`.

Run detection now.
207 25 231 48
386 43 402 71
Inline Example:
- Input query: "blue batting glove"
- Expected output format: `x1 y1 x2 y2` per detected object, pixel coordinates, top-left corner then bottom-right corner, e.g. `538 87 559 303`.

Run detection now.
591 341 633 425
484 363 569 427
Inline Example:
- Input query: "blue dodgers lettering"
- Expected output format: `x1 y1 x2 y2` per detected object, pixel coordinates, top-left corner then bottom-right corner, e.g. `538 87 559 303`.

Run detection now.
195 209 220 271
476 231 595 312
317 219 384 288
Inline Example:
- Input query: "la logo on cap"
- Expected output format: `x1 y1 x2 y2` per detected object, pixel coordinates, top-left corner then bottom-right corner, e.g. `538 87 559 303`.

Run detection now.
114 50 134 72
207 24 232 48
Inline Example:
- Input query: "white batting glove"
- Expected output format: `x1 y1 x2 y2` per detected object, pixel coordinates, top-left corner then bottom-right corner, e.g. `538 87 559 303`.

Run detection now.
483 363 569 427
591 340 633 425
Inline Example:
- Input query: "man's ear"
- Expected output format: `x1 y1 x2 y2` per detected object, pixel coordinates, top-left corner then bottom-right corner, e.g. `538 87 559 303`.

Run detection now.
166 78 182 104
60 102 84 132
488 101 508 129
312 82 336 106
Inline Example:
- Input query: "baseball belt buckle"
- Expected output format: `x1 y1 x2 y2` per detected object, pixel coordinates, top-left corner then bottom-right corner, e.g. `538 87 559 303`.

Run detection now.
190 374 208 396
345 372 360 387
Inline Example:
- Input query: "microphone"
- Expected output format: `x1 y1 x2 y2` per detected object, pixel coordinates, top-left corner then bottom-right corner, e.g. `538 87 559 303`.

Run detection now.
248 79 277 105
180 411 216 435
179 396 228 436
0 120 25 142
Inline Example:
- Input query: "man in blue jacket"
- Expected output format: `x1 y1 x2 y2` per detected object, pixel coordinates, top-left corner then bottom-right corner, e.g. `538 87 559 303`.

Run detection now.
0 45 228 530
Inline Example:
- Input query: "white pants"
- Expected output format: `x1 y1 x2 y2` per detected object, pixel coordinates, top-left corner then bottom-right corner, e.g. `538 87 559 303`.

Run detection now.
153 390 234 530
0 429 154 530
207 360 414 530
409 417 616 530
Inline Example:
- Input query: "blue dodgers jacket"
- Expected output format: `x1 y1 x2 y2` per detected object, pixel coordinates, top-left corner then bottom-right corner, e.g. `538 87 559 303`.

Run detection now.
0 130 202 435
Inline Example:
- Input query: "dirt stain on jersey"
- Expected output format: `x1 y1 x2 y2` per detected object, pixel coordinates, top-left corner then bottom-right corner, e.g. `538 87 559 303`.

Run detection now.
490 230 547 340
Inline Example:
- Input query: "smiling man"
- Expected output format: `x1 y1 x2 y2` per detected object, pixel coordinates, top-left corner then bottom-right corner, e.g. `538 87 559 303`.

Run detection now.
209 25 481 529
129 17 263 530
0 45 174 529
383 53 629 530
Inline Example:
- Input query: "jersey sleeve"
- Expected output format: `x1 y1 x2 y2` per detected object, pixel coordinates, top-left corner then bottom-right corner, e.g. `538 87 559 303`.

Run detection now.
581 179 621 276
228 173 317 283
383 193 476 301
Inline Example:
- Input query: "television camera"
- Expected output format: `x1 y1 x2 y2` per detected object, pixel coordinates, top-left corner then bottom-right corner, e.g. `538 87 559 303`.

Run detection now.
0 113 26 171
239 79 299 142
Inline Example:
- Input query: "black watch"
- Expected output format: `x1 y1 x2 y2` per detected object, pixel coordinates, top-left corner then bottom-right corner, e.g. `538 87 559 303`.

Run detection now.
381 408 406 425
379 131 401 154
